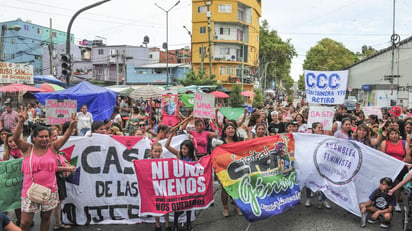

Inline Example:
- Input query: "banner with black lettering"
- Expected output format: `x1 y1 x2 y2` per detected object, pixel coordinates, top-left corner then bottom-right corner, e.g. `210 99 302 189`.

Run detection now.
60 134 188 225
133 156 213 216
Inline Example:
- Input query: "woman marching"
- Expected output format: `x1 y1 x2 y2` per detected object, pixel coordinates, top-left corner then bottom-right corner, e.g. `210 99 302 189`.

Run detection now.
165 127 197 231
12 107 77 231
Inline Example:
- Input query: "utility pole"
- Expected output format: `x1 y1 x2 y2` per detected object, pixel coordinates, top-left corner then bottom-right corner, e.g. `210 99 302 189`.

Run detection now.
48 18 54 75
200 45 205 73
122 50 126 84
116 49 119 86
205 0 213 78
0 24 6 61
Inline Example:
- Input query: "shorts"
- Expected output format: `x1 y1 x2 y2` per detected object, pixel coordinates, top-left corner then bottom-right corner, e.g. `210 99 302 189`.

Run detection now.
21 191 59 213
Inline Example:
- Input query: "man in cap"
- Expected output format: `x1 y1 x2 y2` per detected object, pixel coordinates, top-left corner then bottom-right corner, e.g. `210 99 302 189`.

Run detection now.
0 99 19 132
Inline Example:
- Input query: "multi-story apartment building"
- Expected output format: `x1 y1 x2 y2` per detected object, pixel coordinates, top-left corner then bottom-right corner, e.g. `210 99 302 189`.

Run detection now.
0 18 74 75
191 0 261 88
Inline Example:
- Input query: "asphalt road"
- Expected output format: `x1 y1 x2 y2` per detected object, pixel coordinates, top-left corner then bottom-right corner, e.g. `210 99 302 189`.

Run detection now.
27 182 407 231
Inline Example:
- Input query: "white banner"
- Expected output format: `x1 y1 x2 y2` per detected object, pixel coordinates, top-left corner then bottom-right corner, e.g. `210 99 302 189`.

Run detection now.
307 106 335 131
0 62 33 84
363 106 382 119
61 134 188 225
304 70 348 105
293 133 404 217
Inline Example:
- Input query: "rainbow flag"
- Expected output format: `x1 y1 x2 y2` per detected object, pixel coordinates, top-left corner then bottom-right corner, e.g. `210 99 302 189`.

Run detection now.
211 135 300 222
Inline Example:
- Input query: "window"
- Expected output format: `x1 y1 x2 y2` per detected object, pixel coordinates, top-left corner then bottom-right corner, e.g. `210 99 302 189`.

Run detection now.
24 25 29 31
220 48 230 55
198 6 207 13
220 27 230 35
200 26 206 34
11 39 15 44
219 66 234 76
218 4 232 13
149 54 153 59
98 49 104 55
37 28 42 34
199 47 206 55
52 32 56 37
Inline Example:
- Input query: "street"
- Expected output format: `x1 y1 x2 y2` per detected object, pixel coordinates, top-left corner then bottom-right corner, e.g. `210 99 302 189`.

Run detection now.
29 182 405 231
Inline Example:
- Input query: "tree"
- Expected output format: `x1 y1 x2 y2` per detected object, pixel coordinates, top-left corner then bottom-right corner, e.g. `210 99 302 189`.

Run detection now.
252 89 263 108
179 69 217 86
259 20 297 91
297 74 305 91
228 84 244 107
303 38 357 71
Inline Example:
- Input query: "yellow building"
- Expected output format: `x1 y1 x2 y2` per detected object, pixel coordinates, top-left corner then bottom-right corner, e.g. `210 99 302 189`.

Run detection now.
191 0 261 91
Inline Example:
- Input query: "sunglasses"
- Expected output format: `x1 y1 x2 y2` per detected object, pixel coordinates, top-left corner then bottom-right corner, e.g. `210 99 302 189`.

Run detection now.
139 124 146 127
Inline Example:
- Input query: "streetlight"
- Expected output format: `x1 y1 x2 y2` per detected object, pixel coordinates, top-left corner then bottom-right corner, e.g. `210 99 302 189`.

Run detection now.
155 0 180 87
183 25 193 69
65 0 111 86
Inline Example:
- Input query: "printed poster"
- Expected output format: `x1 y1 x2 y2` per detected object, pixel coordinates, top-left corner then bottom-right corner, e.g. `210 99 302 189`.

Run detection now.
304 70 348 105
133 156 214 216
211 134 300 222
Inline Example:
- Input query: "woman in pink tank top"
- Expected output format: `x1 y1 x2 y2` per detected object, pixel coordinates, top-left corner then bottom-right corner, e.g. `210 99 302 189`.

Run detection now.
12 108 77 231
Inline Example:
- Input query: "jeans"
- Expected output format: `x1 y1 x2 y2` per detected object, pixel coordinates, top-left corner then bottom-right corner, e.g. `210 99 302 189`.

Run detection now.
79 128 90 136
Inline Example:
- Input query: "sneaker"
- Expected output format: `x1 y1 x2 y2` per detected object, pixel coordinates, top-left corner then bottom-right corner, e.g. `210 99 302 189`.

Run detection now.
304 199 311 207
395 203 401 212
380 222 391 228
360 213 367 228
322 200 331 209
368 219 379 224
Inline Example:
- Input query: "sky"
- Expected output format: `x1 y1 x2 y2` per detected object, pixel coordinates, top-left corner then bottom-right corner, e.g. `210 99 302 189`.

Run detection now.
2 0 411 81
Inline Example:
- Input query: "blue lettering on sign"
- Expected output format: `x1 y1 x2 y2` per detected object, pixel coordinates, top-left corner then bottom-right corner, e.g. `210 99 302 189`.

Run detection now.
306 72 341 90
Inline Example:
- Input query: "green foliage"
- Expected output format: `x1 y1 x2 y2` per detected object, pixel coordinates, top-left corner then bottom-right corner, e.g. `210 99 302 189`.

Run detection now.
179 69 217 86
228 84 244 107
283 76 295 91
259 20 297 90
287 95 294 104
252 89 263 108
303 38 357 71
356 45 378 60
297 74 305 91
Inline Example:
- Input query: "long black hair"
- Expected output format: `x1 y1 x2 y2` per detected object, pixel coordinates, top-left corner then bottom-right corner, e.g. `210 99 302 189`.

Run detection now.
180 140 196 161
31 125 51 143
221 123 242 143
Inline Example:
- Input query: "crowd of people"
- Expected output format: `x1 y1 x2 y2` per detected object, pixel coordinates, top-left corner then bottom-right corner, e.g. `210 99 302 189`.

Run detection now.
0 94 412 230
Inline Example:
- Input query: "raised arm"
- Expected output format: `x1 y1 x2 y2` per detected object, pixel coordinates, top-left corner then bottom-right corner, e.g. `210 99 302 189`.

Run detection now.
51 113 77 152
12 107 31 154
165 128 179 158
237 108 247 127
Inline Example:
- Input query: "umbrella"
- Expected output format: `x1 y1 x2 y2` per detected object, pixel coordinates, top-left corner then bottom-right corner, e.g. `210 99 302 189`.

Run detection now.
264 89 275 94
0 83 47 92
209 91 229 98
34 83 64 92
129 85 164 100
241 90 255 97
119 87 135 97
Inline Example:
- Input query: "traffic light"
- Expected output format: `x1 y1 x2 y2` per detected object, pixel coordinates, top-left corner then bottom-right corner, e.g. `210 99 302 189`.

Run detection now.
61 54 71 77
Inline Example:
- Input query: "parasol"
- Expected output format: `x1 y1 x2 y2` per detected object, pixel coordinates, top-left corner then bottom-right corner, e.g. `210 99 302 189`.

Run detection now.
0 83 47 92
34 83 65 92
129 85 164 100
209 91 229 98
241 90 255 97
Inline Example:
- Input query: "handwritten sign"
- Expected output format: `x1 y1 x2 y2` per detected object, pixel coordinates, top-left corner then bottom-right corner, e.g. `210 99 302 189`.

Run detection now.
45 99 77 125
307 106 335 131
304 70 348 105
0 62 33 84
193 93 215 119
0 159 23 211
363 106 382 119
